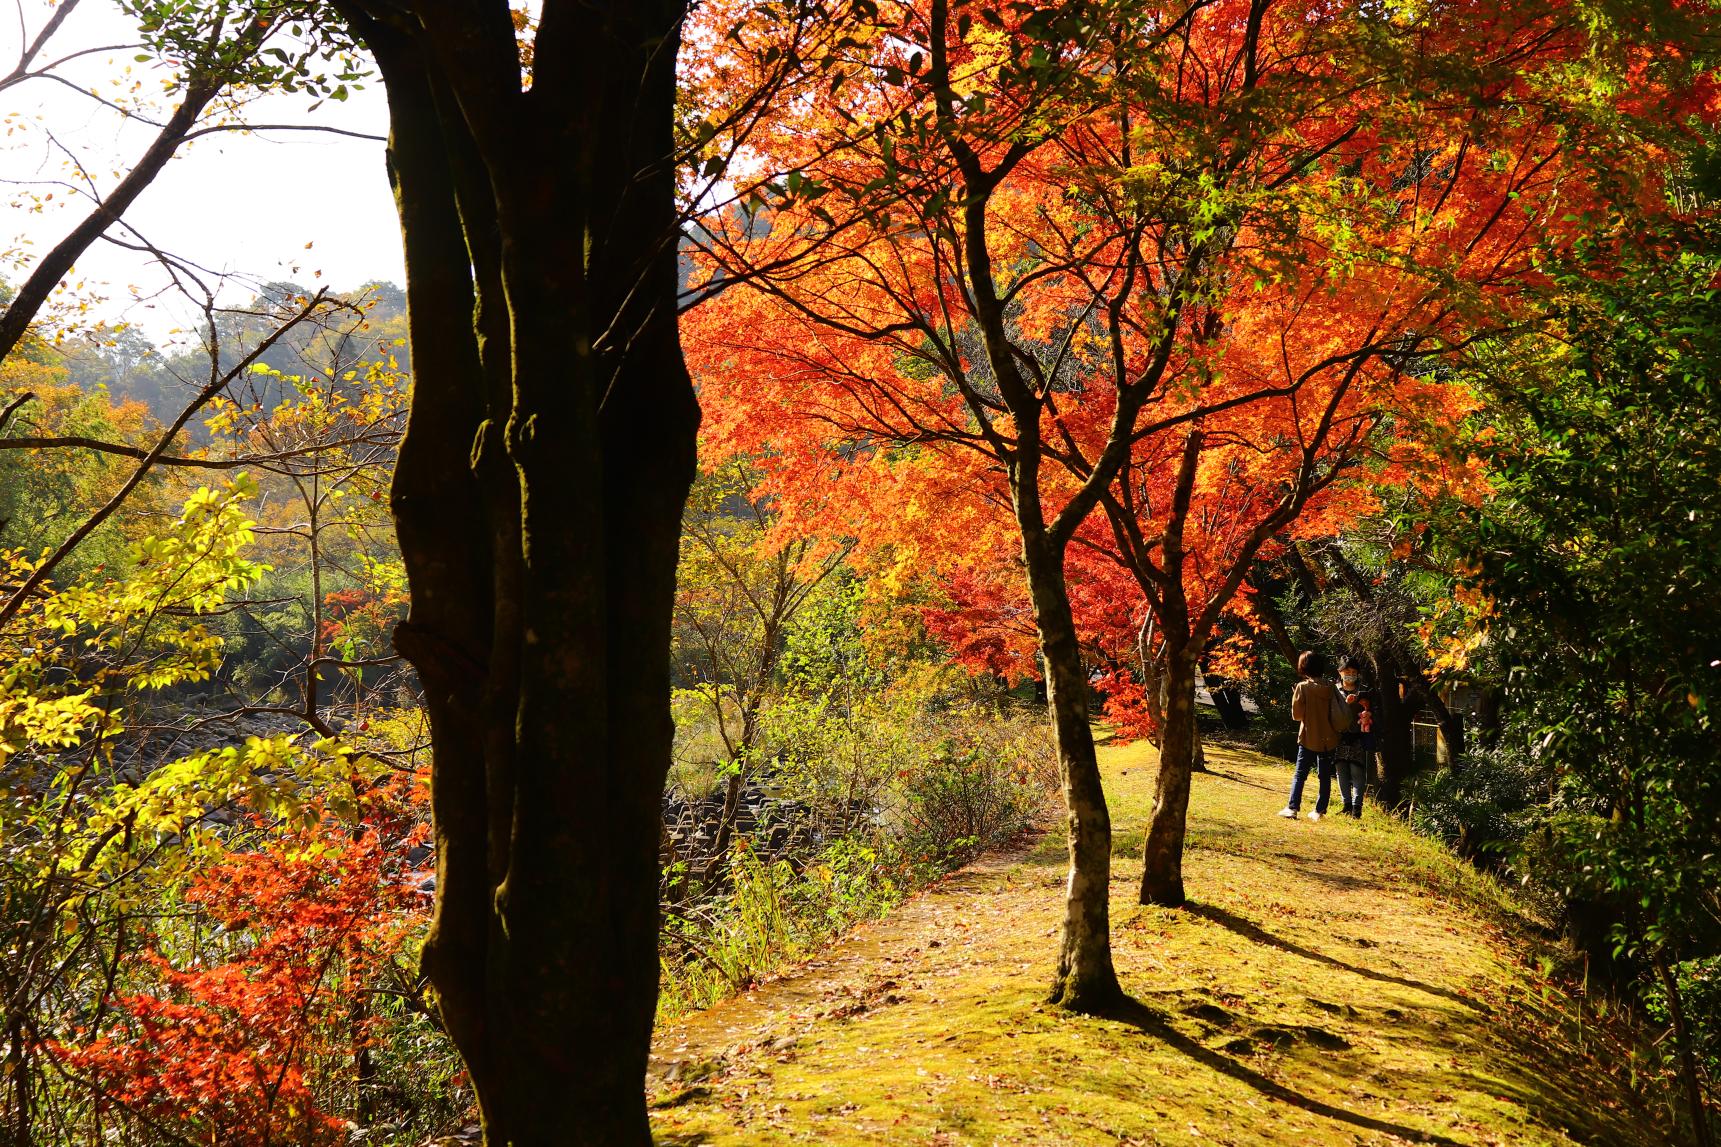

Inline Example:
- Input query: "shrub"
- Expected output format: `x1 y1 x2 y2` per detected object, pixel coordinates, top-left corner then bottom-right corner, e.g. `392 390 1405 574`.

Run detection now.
1407 742 1547 864
659 837 906 1015
1643 956 1721 1096
899 725 1043 869
657 684 1056 1018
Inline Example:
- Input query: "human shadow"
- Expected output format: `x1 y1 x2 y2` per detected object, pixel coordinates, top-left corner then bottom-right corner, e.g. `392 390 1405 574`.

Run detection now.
1185 902 1489 1014
1291 867 1397 895
1203 768 1280 793
1101 996 1465 1146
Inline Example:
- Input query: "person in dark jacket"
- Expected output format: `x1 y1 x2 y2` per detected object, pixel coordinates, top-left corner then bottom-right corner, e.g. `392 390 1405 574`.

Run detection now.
1334 655 1374 818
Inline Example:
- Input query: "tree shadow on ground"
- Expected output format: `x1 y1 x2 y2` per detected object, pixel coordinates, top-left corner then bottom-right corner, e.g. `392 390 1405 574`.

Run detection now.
1290 866 1400 895
1185 902 1488 1014
1100 995 1464 1146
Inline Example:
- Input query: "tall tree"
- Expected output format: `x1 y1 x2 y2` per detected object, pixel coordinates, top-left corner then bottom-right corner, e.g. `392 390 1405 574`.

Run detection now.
1434 233 1721 1147
684 0 1683 993
327 2 699 1142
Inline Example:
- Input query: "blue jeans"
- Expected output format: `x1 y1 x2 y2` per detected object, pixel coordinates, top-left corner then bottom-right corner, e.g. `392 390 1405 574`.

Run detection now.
1335 741 1369 816
1286 745 1335 814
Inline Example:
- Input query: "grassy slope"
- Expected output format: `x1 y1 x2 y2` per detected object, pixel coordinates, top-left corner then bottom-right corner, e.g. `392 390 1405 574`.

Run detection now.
648 740 1651 1146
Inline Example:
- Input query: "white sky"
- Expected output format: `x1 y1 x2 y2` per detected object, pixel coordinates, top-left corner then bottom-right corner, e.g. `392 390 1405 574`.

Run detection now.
2 0 401 343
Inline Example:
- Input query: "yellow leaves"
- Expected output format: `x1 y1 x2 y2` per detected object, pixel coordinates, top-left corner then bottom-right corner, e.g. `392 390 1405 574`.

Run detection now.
0 684 111 768
1419 574 1494 675
1428 625 1488 675
951 23 1009 102
31 476 268 690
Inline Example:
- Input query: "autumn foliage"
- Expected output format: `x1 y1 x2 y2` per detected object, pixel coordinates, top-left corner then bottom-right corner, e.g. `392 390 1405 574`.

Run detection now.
683 0 1707 661
52 781 431 1146
679 0 1721 924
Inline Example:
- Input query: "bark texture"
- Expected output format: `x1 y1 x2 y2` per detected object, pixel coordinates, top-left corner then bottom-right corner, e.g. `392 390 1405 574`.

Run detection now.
1025 540 1122 1012
1141 642 1199 906
345 4 698 1142
1368 656 1415 807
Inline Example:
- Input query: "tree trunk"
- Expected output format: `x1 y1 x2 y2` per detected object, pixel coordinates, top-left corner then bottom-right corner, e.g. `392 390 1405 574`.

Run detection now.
1141 641 1199 906
1369 656 1415 807
355 5 698 1142
1206 677 1249 729
1656 952 1716 1147
1024 539 1122 1013
700 768 748 892
1143 641 1167 749
1248 570 1301 665
1474 684 1503 747
1407 673 1464 762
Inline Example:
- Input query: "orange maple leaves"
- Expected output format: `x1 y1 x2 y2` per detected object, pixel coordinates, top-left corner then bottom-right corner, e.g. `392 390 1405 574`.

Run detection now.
52 781 430 1145
680 0 1711 711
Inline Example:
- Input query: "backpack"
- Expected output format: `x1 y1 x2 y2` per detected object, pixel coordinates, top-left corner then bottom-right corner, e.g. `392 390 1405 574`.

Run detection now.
1327 683 1354 735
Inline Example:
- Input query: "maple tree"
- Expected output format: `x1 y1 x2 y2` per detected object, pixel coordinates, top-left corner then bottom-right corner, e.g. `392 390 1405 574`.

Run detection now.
0 473 381 1140
682 0 1719 1013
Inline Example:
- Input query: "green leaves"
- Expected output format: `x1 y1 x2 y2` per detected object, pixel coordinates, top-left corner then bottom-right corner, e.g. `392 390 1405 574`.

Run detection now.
41 475 269 689
1 475 287 883
119 0 368 101
1451 231 1721 965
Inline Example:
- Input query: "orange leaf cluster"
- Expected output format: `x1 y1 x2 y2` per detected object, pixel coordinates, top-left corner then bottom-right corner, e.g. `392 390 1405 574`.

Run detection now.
681 0 1715 694
53 781 430 1145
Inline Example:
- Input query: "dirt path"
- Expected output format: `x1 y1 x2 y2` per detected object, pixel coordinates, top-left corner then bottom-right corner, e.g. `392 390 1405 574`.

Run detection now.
648 740 1652 1146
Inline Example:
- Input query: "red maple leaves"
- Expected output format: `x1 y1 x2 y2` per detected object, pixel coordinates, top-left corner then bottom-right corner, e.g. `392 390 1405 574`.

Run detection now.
54 782 430 1146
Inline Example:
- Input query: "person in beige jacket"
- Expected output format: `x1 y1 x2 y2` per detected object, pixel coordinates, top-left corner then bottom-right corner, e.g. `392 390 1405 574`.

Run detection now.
1280 650 1343 821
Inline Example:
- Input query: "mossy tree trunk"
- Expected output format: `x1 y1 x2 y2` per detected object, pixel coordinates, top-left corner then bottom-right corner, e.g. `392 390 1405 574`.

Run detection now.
1137 431 1204 909
1369 655 1415 807
340 4 697 1143
1022 533 1122 1012
1119 372 1365 908
1142 635 1200 906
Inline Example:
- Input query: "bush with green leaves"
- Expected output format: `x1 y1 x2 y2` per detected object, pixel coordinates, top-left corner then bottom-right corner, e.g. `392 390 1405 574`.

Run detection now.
659 561 1056 1017
1433 231 1721 1141
1407 742 1548 865
1646 958 1721 1097
899 720 1044 870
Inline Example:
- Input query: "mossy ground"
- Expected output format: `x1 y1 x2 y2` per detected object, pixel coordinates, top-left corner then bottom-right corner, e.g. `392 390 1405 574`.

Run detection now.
648 740 1653 1146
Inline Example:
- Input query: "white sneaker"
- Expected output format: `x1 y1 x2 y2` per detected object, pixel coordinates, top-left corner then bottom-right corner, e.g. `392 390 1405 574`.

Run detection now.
1278 807 1298 819
1307 811 1323 822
